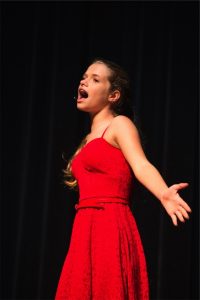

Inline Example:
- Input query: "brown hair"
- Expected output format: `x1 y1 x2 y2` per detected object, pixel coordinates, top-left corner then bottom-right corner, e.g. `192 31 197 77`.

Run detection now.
92 58 134 120
62 137 87 191
63 58 134 190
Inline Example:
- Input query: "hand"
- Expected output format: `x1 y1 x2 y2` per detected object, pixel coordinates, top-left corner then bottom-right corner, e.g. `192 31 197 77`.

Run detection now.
160 183 192 226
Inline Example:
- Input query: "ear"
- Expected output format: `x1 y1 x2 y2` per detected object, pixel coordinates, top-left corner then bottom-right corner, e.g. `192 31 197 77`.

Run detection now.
108 90 121 103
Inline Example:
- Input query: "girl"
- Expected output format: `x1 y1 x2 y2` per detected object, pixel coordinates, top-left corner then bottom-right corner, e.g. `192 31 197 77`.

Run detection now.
55 58 192 300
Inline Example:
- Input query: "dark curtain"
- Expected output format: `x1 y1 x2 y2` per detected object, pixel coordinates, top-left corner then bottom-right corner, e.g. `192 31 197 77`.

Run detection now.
2 2 199 300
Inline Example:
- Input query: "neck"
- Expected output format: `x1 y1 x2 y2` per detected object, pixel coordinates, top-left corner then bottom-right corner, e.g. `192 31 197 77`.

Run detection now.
89 109 117 133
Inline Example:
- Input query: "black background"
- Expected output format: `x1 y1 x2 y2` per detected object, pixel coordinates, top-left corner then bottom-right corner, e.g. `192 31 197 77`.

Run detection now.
2 1 199 299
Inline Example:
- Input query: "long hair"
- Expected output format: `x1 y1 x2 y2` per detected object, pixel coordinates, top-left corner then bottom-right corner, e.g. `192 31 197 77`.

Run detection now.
63 58 137 191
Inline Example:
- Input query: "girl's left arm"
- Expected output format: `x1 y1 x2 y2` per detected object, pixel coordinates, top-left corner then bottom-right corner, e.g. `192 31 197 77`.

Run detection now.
113 116 192 226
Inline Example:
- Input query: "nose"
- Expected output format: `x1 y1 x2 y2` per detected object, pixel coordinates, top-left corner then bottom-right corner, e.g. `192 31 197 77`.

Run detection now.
80 77 88 87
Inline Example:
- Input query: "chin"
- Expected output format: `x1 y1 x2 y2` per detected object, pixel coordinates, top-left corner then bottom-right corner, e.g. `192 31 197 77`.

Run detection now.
76 105 90 113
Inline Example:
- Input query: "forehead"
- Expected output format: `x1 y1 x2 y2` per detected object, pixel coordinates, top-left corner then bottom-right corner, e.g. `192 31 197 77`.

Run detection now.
85 63 111 78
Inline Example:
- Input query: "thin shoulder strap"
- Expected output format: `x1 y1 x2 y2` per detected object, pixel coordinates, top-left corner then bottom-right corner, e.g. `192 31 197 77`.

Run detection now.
101 118 115 138
101 126 109 138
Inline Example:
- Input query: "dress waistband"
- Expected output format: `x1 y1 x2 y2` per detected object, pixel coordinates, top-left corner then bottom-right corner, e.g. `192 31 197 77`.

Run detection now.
75 197 130 211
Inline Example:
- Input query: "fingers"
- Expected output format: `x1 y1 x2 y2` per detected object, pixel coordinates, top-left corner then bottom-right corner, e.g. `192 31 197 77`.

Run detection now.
177 206 190 220
180 201 192 213
175 210 185 222
177 194 192 213
179 182 189 188
171 211 185 226
171 206 191 226
165 182 192 227
171 214 178 226
172 182 189 192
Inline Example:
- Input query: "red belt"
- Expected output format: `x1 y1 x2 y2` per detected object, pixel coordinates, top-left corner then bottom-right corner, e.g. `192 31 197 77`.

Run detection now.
75 197 130 211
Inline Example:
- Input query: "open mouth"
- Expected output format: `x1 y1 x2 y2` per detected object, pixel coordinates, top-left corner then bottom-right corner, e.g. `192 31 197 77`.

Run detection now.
78 89 88 100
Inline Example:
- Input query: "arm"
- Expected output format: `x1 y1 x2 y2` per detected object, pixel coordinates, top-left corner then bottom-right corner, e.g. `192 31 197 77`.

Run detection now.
113 115 192 226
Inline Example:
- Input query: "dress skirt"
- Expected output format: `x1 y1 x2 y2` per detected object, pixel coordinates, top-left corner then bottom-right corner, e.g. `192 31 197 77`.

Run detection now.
55 201 149 300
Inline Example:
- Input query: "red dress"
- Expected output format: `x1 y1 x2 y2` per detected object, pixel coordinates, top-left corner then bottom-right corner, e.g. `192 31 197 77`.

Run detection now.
55 124 149 300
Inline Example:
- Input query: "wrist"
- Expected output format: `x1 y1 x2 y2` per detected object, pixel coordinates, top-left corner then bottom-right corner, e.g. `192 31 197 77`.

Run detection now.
159 187 169 204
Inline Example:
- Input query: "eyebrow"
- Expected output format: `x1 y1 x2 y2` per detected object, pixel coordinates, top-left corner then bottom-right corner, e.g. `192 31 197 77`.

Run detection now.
82 73 100 78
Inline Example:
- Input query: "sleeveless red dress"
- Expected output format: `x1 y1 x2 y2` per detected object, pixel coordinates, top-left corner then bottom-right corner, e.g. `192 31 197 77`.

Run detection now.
55 124 149 300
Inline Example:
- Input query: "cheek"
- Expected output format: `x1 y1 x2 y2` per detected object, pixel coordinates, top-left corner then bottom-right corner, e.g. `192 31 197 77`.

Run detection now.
95 87 110 98
89 85 110 102
96 91 109 103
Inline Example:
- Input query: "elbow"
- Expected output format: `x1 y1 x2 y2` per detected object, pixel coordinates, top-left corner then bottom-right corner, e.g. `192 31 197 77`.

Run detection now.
132 161 153 180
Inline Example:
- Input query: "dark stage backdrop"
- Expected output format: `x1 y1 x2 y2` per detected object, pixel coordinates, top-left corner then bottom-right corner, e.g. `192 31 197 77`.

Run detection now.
2 2 199 300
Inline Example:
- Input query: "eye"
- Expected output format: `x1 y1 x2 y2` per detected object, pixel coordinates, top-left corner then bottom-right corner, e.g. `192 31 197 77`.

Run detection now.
93 78 99 82
81 74 87 80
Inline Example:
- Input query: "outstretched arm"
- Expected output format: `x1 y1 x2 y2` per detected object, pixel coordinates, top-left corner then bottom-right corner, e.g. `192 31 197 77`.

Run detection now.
113 116 192 226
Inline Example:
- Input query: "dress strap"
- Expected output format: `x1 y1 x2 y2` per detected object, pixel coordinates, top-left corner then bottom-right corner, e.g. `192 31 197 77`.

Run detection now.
101 117 117 138
101 126 109 138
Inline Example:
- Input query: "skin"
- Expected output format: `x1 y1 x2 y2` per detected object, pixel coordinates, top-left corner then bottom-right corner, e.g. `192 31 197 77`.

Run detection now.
76 62 192 226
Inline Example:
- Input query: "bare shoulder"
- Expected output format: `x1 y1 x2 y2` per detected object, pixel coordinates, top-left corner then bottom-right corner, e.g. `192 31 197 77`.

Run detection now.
107 115 140 150
113 115 134 124
111 115 147 172
112 115 138 134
